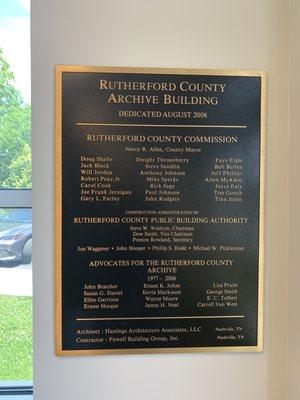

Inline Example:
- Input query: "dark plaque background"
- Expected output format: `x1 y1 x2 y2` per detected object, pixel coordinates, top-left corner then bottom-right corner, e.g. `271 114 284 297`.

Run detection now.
56 67 264 354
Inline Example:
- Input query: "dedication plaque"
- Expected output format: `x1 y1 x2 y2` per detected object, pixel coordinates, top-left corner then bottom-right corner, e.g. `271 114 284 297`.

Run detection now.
56 66 266 355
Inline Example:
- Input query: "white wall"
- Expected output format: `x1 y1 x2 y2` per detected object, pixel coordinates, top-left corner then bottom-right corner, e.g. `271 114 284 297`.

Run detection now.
32 1 290 399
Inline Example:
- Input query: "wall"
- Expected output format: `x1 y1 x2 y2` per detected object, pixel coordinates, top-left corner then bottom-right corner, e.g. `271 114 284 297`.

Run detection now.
32 1 290 399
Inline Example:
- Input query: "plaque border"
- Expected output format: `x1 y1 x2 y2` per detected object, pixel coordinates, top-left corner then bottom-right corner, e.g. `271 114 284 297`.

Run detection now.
55 66 266 356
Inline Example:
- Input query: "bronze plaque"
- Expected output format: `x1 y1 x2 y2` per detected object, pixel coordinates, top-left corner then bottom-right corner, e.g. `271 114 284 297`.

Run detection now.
56 66 266 355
